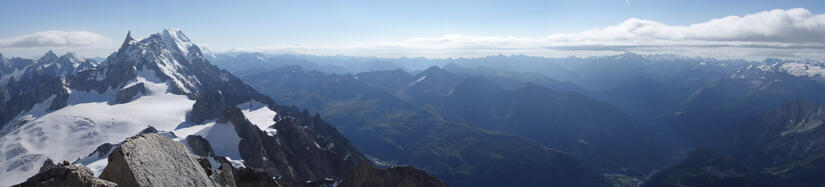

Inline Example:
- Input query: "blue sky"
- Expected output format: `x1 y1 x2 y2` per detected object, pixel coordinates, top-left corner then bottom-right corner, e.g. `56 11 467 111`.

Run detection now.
2 0 825 59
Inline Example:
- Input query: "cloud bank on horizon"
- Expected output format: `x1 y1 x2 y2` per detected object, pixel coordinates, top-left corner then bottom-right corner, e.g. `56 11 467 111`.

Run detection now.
0 31 111 48
0 31 115 59
2 8 825 60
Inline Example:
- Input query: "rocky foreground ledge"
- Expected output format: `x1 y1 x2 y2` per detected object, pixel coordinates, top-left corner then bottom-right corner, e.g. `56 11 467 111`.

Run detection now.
14 133 447 187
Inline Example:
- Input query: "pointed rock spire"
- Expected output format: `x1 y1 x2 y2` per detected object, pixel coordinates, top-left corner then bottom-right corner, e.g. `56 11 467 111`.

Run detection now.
126 30 133 41
118 30 136 54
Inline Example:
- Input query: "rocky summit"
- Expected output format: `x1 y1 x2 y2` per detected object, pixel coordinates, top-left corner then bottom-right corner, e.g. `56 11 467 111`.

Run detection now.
99 133 214 187
13 161 116 187
3 29 447 186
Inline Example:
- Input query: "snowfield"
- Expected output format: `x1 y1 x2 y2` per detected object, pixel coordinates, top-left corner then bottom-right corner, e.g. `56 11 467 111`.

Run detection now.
0 71 194 185
173 121 245 168
237 100 278 132
0 29 283 185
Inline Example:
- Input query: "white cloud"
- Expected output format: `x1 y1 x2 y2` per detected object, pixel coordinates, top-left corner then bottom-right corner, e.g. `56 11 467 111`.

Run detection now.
542 8 825 47
0 31 115 58
245 8 825 59
0 31 112 48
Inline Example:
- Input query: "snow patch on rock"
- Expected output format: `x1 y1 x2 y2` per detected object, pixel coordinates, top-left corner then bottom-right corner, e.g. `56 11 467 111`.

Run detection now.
237 101 278 132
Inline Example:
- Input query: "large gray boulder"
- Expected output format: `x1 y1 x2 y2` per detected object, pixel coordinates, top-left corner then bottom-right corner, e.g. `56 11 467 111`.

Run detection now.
99 133 215 187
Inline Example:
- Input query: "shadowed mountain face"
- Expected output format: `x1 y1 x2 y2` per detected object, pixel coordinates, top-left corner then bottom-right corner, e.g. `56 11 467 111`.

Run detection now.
441 78 669 170
644 147 825 187
643 148 788 187
727 100 825 167
565 56 825 148
644 99 825 187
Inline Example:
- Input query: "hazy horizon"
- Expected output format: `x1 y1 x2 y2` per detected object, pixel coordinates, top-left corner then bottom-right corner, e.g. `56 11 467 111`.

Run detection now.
3 1 825 60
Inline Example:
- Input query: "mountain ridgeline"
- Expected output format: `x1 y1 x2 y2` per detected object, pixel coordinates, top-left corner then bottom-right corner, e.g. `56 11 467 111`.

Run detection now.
236 64 671 186
5 28 825 186
210 51 825 187
0 30 444 186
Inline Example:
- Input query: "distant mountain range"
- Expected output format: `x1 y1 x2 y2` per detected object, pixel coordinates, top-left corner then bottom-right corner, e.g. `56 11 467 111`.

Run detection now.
239 65 611 186
5 30 825 186
210 50 825 186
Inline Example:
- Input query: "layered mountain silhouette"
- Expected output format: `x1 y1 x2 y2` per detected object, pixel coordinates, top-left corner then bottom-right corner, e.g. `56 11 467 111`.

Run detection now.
236 64 674 186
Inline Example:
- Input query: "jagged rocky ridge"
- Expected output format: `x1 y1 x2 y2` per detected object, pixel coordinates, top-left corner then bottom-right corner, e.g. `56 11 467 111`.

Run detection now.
14 160 116 187
18 132 446 187
0 29 431 186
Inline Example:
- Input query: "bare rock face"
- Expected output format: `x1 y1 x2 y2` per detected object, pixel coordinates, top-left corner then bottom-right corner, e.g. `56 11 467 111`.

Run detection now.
37 159 57 173
99 133 215 187
232 167 279 187
197 157 213 176
211 163 237 187
14 162 117 187
186 135 215 157
113 82 147 104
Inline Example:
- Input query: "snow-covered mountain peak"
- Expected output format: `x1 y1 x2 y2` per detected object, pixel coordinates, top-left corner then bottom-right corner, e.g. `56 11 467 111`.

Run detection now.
38 51 58 63
58 52 84 64
104 29 213 96
730 59 825 86
613 52 644 60
117 29 203 65
0 29 280 185
160 28 198 59
779 61 825 78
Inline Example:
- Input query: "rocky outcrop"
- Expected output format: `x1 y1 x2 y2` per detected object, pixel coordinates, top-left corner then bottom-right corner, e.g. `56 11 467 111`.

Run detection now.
218 106 369 185
197 157 213 176
212 163 237 187
340 162 448 187
91 143 117 159
14 161 116 187
38 159 57 173
186 135 215 157
187 90 229 124
99 133 215 187
232 167 279 187
113 82 147 104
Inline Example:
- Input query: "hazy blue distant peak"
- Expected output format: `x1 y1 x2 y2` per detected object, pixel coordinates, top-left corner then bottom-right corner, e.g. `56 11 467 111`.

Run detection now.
38 50 58 62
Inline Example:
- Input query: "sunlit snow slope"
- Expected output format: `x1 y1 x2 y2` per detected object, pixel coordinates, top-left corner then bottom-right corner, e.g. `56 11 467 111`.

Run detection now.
0 70 194 185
